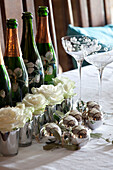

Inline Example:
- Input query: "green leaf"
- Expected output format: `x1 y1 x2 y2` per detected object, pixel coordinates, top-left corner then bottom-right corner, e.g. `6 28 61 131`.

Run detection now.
43 143 80 151
63 144 80 151
55 110 65 118
90 133 102 139
53 113 60 122
43 143 62 150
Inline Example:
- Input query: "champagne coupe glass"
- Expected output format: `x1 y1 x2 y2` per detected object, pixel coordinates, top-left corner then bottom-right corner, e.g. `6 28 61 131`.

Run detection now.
61 35 98 108
84 45 113 113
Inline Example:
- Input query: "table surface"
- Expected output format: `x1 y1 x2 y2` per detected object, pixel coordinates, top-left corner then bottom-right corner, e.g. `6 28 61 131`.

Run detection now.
1 63 113 170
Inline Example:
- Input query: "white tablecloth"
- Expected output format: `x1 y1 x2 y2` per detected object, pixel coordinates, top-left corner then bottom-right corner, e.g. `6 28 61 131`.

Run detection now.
1 63 113 170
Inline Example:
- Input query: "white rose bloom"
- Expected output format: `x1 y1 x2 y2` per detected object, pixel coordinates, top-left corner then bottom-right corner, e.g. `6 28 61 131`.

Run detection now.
16 102 34 122
0 104 32 133
31 84 64 105
53 76 76 99
22 93 48 114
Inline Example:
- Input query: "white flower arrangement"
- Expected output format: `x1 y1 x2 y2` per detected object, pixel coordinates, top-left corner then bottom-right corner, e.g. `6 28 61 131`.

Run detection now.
31 84 64 106
22 93 49 115
53 76 76 99
0 103 33 133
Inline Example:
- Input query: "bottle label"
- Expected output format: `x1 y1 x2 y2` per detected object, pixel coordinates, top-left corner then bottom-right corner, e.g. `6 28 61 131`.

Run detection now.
41 51 56 75
24 59 43 85
0 90 6 98
8 67 28 92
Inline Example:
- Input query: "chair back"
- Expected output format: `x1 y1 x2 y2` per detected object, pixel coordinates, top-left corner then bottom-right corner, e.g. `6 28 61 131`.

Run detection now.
0 0 112 71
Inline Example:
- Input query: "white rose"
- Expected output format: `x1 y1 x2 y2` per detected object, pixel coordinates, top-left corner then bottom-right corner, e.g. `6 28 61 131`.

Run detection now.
22 93 48 114
0 105 26 133
53 76 76 99
31 84 64 105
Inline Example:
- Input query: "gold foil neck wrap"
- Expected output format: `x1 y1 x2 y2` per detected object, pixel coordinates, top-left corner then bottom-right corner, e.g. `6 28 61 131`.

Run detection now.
36 16 51 43
4 28 21 57
0 44 4 65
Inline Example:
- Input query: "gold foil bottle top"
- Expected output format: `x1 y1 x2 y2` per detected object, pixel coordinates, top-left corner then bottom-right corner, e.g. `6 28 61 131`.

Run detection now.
4 19 21 57
0 44 4 65
36 17 51 43
36 7 51 43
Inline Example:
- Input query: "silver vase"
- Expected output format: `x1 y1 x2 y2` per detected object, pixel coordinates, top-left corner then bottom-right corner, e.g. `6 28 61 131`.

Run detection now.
32 113 45 138
19 121 32 147
56 98 73 114
0 129 19 156
44 105 56 123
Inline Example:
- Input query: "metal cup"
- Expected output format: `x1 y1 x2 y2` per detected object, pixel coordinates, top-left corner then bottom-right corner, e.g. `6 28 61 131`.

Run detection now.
19 121 32 147
0 129 19 156
56 98 73 114
44 105 56 123
32 113 45 138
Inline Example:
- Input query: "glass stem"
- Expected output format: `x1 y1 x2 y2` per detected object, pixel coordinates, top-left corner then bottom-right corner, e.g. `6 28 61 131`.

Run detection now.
77 60 83 101
98 68 104 105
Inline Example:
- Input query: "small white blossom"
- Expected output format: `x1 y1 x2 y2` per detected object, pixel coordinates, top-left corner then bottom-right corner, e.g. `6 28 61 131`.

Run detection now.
45 51 53 61
53 76 76 99
0 90 5 98
46 66 53 75
8 69 13 75
14 68 22 77
26 62 34 68
28 67 34 74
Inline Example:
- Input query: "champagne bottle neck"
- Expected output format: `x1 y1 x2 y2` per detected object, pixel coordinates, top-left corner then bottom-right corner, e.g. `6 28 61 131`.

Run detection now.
4 28 21 57
36 16 51 43
22 19 35 43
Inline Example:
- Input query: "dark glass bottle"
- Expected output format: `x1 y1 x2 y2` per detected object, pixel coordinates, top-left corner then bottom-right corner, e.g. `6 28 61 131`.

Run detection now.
36 6 57 84
0 45 12 108
21 12 44 92
4 19 29 106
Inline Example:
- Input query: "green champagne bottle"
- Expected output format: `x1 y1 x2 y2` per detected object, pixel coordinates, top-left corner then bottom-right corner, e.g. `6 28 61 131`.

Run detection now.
36 6 57 84
4 19 29 106
21 12 44 92
0 45 12 108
